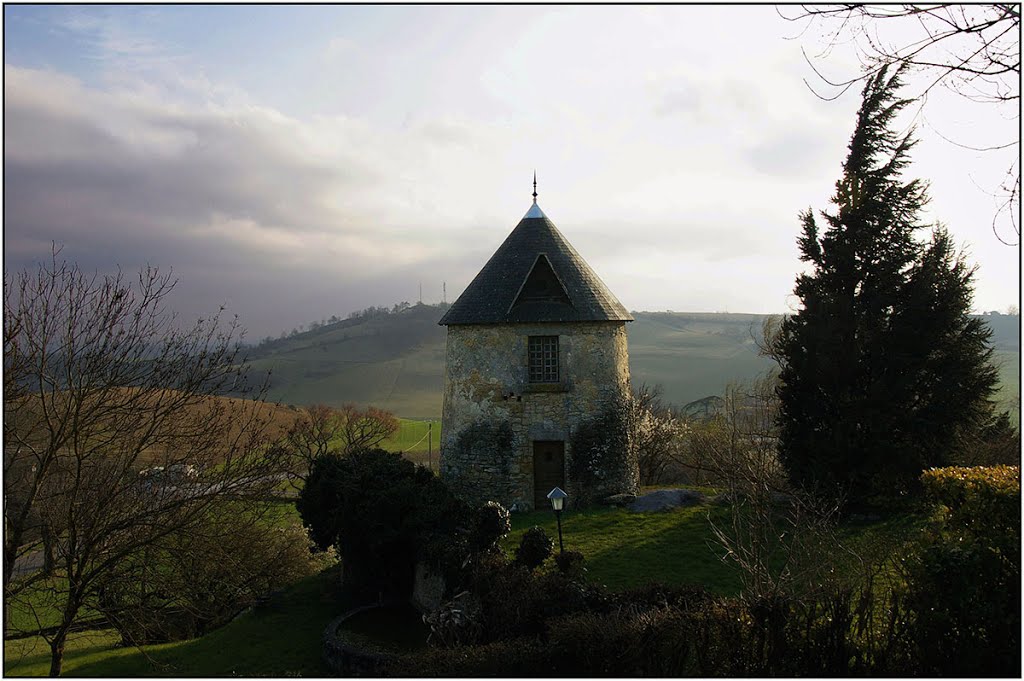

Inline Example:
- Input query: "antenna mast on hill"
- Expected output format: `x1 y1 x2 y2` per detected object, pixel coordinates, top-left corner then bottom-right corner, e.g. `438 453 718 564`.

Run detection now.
419 281 422 304
443 281 447 304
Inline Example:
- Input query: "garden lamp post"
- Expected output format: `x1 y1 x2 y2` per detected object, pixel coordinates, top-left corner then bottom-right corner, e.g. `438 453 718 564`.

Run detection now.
547 486 568 555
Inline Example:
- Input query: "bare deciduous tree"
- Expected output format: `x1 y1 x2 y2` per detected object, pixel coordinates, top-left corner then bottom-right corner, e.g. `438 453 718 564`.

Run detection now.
277 404 342 489
781 4 1020 244
337 403 400 454
695 374 848 601
628 383 686 487
3 250 284 675
95 506 333 647
278 402 399 490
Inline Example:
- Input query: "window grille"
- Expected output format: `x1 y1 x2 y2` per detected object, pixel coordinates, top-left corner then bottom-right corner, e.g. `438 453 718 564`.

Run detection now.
528 336 559 383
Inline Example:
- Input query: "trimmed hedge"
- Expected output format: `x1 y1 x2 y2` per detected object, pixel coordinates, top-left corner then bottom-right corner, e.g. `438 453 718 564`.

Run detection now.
908 465 1020 676
920 465 1019 542
390 584 914 677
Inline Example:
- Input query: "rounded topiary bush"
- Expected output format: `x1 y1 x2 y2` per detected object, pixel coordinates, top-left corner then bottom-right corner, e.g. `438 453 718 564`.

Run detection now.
554 550 586 578
297 448 469 600
470 501 512 554
514 526 553 571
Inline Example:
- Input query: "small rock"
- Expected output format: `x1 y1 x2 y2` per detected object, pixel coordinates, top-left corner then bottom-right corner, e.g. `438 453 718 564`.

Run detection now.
628 488 705 512
600 493 637 507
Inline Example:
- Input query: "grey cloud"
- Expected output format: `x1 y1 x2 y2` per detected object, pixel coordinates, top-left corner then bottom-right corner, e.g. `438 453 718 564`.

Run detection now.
568 217 779 264
4 91 349 238
653 73 764 123
654 88 702 118
2 66 458 337
415 119 479 148
743 127 835 177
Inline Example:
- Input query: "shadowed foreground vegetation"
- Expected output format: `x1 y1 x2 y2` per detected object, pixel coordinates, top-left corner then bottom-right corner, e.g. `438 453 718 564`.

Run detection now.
4 496 925 677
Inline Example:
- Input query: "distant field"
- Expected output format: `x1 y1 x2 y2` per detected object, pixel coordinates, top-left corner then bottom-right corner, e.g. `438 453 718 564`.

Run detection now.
5 391 303 470
627 312 776 403
384 418 442 471
993 349 1020 423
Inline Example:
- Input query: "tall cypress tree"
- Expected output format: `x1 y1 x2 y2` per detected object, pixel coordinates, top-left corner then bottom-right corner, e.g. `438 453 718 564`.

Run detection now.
775 66 999 504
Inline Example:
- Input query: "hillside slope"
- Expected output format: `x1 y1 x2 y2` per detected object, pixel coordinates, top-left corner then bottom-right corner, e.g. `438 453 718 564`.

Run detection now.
245 304 1020 420
247 304 447 418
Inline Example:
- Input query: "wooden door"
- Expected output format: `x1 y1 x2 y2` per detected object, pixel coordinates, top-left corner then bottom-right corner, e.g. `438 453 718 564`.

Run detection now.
533 441 565 509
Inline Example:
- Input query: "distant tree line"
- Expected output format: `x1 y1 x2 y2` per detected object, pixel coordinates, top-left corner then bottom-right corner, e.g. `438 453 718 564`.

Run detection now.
254 300 452 349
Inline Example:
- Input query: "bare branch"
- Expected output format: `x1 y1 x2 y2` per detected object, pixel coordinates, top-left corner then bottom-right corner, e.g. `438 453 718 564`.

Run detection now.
781 4 1020 241
275 402 400 492
3 253 283 674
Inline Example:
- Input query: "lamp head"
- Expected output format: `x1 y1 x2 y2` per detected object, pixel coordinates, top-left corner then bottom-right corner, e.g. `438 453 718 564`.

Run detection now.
547 486 568 511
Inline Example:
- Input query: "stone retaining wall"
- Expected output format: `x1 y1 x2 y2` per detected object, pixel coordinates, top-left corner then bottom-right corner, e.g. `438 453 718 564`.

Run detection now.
322 605 396 677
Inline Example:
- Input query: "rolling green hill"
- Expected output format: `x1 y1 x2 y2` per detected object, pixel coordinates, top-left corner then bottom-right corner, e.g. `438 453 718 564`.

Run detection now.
626 311 775 405
247 304 447 418
246 304 1020 421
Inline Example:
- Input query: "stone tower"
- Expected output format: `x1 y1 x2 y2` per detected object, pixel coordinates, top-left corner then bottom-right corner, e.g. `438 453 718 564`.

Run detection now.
439 186 637 510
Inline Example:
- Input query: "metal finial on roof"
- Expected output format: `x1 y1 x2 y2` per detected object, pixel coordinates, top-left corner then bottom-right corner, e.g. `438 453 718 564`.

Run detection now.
523 171 546 219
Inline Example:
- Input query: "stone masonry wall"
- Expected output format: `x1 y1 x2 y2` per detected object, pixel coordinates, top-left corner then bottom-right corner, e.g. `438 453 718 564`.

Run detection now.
440 321 632 510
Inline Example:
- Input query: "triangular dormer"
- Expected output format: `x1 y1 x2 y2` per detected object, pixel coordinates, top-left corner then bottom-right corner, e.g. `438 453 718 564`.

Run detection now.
509 254 573 312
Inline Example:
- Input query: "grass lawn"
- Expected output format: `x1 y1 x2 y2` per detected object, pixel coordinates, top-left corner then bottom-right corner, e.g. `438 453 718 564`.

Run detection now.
3 567 345 677
504 503 743 594
504 499 927 596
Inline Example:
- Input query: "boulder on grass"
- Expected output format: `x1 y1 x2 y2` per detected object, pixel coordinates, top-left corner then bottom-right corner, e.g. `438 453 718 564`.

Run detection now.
599 493 637 507
628 489 705 512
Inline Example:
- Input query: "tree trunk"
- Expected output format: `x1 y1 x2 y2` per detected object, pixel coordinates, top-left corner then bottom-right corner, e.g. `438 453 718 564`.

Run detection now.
42 526 55 577
48 631 66 677
4 529 22 594
49 590 80 677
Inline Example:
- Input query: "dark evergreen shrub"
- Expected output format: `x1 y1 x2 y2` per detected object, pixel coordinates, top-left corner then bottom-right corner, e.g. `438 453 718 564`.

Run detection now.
553 549 585 577
468 501 511 554
513 526 553 570
297 448 469 600
455 551 608 645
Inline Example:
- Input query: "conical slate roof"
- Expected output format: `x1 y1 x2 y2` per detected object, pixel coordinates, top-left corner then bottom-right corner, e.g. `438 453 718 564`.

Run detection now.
439 203 633 325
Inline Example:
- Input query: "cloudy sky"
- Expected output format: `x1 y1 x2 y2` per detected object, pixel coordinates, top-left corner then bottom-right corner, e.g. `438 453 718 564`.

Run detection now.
4 5 1019 340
